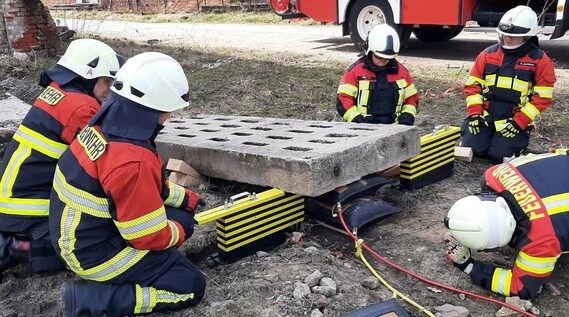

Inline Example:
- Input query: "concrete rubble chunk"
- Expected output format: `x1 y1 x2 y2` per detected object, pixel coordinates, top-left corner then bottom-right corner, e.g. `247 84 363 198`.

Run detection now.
293 282 311 300
434 303 469 317
304 270 323 288
157 115 420 197
0 94 31 135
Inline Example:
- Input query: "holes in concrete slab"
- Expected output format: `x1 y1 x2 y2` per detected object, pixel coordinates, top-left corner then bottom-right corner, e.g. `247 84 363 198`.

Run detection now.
188 116 205 120
232 132 252 136
400 140 407 149
178 134 196 138
201 129 220 133
272 122 291 125
308 124 333 129
220 124 241 128
324 133 357 138
266 135 292 140
174 127 189 130
241 119 260 123
158 132 166 135
214 118 232 121
284 146 312 151
349 127 375 131
243 142 268 146
194 122 209 126
308 139 335 144
251 127 272 131
210 138 229 142
288 130 313 134
169 120 184 124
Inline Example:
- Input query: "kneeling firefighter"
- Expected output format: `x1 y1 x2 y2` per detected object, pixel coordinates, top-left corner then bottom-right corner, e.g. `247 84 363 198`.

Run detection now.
49 52 206 317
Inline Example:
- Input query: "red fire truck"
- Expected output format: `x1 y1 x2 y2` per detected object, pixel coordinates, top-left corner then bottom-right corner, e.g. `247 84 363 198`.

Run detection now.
270 0 569 49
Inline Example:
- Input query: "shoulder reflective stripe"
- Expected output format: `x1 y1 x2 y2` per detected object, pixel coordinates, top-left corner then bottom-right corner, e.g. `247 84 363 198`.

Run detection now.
466 94 484 107
0 197 49 216
13 125 67 159
404 83 417 97
164 182 184 208
543 193 569 215
396 79 407 88
343 107 360 122
496 76 514 89
1 143 31 197
466 76 485 86
59 206 84 271
114 206 168 240
401 104 416 116
509 153 557 167
516 251 559 275
491 268 512 296
533 86 553 99
38 86 65 105
53 166 110 218
520 102 541 121
337 83 358 97
167 220 179 248
134 285 194 314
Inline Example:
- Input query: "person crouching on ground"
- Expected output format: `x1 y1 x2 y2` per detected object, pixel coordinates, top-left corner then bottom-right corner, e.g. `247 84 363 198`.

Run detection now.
336 24 419 125
49 52 206 317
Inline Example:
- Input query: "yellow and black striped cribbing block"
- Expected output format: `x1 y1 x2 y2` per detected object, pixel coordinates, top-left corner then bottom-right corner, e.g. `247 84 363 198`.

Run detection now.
399 125 460 190
194 188 304 264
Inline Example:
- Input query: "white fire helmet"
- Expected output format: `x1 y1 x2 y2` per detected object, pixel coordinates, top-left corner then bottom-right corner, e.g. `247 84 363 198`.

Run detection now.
444 194 516 250
110 52 190 112
57 39 121 80
365 24 400 59
497 5 538 49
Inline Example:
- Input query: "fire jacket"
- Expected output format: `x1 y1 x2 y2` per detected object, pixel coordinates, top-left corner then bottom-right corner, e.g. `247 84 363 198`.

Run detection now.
49 125 201 282
464 42 555 130
470 153 569 299
337 57 418 123
0 82 101 232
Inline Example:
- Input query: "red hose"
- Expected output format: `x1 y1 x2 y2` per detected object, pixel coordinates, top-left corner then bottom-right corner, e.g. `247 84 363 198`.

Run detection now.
336 207 537 317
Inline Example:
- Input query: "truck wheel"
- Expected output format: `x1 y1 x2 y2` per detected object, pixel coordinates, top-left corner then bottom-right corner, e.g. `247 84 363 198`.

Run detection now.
412 25 464 42
348 0 412 51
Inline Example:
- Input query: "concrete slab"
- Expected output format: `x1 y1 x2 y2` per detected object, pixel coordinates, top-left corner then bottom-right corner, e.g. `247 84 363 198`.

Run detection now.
0 94 31 142
157 115 420 197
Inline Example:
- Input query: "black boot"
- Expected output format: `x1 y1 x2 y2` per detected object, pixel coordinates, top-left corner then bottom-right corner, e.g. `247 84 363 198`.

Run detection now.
61 281 93 317
61 279 133 317
0 232 29 272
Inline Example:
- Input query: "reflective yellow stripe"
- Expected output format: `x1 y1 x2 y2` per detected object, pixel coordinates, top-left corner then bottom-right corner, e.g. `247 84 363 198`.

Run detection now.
358 81 370 114
59 205 83 271
114 206 168 240
509 153 557 167
1 143 31 198
404 83 418 98
13 125 67 159
520 102 541 121
164 182 184 208
466 94 483 107
512 78 530 94
491 268 512 296
167 220 179 248
543 193 569 215
0 197 49 216
466 75 485 86
516 251 558 275
53 166 110 218
494 119 509 132
496 76 513 89
343 106 360 122
134 284 194 314
533 86 553 98
337 83 358 97
484 74 496 87
401 104 416 116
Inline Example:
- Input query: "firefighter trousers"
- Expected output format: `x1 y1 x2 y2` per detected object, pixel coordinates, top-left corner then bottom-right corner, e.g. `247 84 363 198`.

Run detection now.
460 118 530 163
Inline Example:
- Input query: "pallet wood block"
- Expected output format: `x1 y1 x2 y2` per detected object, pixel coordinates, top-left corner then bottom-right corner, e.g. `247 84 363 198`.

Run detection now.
454 146 473 162
169 171 200 187
166 158 200 178
379 164 400 177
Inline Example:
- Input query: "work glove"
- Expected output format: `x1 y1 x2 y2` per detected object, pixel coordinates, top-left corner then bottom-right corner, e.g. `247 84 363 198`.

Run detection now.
185 189 202 212
499 118 521 138
398 113 415 126
443 232 474 274
467 114 488 135
363 116 375 124
352 115 366 123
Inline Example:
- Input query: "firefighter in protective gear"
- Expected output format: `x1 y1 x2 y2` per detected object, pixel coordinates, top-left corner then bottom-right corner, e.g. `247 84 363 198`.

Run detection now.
0 39 122 277
337 24 419 125
444 153 569 299
50 52 206 317
461 5 556 163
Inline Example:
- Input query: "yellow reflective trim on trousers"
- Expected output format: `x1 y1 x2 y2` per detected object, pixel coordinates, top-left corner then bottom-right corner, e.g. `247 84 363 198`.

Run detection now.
520 102 540 121
533 86 553 98
401 104 416 116
134 284 194 314
59 205 84 272
491 268 512 296
337 83 358 97
53 166 110 218
543 193 569 215
1 143 31 198
167 220 179 248
343 106 360 122
115 206 168 240
516 251 558 275
164 182 184 208
466 94 483 107
13 125 67 159
466 75 485 86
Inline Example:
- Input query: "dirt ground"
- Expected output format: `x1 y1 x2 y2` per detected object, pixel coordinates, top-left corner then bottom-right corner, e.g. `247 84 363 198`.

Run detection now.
1 17 569 317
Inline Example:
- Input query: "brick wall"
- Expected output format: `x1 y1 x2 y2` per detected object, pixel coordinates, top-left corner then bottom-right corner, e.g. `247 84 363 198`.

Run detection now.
42 0 232 13
0 0 62 57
